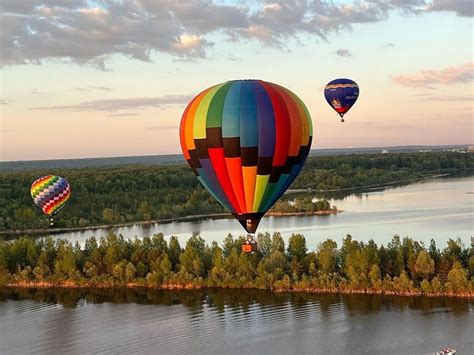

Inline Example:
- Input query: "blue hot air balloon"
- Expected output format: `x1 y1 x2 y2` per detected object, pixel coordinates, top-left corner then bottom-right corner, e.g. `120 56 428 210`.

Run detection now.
324 78 359 122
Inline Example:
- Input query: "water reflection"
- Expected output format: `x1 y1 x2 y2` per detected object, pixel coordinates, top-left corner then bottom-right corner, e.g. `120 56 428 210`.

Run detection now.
1 288 471 315
1 288 472 354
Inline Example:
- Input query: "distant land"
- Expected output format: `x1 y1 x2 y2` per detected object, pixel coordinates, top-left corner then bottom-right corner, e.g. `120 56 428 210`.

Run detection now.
0 144 470 172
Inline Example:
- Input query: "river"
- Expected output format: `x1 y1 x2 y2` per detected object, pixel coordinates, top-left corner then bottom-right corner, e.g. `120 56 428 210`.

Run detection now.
0 288 472 354
47 176 473 249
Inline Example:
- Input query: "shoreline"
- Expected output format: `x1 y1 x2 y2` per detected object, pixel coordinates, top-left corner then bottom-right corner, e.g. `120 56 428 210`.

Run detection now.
0 209 342 236
286 173 452 194
3 281 472 299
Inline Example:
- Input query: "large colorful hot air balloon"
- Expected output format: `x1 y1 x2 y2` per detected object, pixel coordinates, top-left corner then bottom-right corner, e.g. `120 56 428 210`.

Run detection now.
324 78 359 122
180 79 313 251
31 175 71 226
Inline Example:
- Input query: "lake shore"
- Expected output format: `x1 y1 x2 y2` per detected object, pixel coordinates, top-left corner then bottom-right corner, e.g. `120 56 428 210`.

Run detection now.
3 281 472 299
0 209 342 236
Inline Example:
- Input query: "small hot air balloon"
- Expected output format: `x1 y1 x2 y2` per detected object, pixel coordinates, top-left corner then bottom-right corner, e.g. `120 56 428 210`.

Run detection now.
180 80 313 252
31 175 71 226
324 78 359 122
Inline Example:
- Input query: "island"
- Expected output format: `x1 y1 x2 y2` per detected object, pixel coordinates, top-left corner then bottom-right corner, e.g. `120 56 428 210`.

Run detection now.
1 233 472 298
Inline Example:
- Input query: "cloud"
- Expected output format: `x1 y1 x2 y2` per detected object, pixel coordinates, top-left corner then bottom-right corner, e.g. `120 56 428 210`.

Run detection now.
392 63 474 87
382 43 395 48
106 113 138 117
0 99 10 105
0 0 247 68
75 85 112 92
426 0 473 17
419 95 474 101
89 86 112 91
336 49 351 57
1 1 470 69
30 94 193 112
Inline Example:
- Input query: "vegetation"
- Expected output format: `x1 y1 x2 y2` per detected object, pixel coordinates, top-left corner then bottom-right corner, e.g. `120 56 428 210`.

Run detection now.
1 152 471 231
1 233 472 297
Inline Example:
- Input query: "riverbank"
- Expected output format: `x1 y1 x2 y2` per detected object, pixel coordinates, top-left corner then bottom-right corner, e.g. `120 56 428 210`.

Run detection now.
0 209 342 236
287 173 452 194
3 281 472 299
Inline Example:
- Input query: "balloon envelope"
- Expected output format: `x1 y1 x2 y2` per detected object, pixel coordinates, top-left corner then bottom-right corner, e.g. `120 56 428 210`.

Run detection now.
324 78 359 118
31 175 71 216
180 80 313 233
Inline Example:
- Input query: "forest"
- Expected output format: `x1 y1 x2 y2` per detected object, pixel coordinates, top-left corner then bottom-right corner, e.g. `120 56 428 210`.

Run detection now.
0 151 472 231
0 233 472 296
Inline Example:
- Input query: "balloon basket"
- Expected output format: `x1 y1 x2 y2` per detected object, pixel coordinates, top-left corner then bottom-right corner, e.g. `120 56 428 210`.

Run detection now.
242 234 257 253
242 243 257 253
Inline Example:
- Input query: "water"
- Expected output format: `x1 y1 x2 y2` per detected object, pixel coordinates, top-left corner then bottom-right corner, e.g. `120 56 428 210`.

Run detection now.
48 177 473 248
0 288 472 354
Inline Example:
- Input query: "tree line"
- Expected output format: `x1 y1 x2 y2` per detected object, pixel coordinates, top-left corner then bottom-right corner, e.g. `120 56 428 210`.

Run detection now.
1 152 472 230
1 233 472 296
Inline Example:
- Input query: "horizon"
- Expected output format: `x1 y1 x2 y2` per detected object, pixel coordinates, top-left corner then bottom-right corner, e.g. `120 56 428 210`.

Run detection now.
1 1 473 161
0 142 471 163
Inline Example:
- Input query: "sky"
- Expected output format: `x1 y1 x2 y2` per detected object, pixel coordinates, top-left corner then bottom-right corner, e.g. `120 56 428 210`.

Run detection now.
1 0 473 161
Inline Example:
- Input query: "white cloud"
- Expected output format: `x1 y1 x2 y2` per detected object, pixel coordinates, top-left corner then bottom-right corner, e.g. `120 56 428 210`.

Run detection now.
392 63 474 87
336 49 351 57
30 95 193 112
1 1 470 69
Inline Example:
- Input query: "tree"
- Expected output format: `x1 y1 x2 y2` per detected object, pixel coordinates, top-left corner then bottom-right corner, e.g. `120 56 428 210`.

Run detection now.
125 262 137 281
179 244 204 278
420 279 432 293
223 234 241 257
103 208 119 224
262 251 287 279
414 250 435 280
393 271 412 292
445 261 469 293
168 236 182 270
257 232 272 257
54 243 78 279
160 254 172 276
287 234 307 262
369 264 382 290
271 232 285 254
317 240 338 275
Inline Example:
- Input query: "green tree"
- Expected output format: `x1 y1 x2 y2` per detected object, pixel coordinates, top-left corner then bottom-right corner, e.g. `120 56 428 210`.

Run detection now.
317 239 338 275
414 250 435 280
125 262 137 281
445 261 469 293
54 243 78 279
271 232 285 254
287 234 307 262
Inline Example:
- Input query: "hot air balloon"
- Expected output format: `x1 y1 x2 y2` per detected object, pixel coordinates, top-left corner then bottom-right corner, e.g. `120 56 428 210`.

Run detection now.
324 78 359 122
180 80 313 252
31 175 71 226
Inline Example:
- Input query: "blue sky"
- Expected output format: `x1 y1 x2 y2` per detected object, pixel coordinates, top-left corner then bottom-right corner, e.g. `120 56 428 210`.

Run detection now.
1 0 472 161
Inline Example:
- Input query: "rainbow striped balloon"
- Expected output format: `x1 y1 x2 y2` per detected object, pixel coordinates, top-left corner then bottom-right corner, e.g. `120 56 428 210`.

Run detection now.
31 175 71 216
180 79 313 233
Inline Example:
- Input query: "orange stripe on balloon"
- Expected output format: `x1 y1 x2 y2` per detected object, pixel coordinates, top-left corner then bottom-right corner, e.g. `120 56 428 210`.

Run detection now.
225 157 246 212
277 86 302 156
242 166 257 212
208 148 241 213
180 96 198 160
289 92 312 146
182 88 212 152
